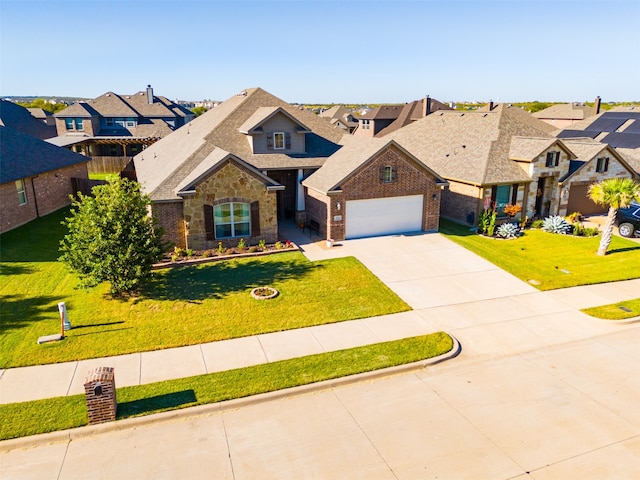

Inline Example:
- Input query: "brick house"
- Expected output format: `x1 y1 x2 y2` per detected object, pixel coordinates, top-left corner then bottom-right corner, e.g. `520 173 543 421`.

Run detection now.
388 103 635 225
303 138 447 240
0 125 89 233
49 86 193 175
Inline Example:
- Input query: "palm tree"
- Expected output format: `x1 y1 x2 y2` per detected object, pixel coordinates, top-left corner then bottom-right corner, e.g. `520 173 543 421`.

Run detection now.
588 178 640 255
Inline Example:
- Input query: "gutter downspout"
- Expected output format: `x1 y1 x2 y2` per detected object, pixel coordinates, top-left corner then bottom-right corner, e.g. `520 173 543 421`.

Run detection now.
30 176 40 218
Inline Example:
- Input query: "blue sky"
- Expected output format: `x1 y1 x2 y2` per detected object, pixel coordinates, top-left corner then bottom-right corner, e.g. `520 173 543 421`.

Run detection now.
1 0 638 104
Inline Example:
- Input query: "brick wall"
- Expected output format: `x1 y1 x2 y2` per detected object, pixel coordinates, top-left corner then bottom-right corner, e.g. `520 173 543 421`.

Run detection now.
441 181 482 225
152 202 185 249
84 367 117 425
0 162 88 233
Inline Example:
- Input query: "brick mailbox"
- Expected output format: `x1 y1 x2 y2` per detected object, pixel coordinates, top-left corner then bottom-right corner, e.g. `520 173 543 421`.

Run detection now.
84 367 117 424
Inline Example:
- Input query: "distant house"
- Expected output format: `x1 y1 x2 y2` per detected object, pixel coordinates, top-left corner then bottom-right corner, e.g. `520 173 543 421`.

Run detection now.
354 96 451 138
27 108 57 128
49 86 194 174
318 106 359 133
0 100 57 140
533 97 600 129
388 103 634 224
0 126 89 233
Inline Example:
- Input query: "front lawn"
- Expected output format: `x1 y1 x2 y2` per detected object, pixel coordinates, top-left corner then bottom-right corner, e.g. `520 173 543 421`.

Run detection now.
439 219 640 290
0 332 453 440
0 209 410 368
582 298 640 320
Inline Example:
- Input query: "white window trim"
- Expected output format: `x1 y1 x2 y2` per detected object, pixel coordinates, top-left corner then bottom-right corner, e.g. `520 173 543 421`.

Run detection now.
273 132 285 150
214 202 251 239
596 157 609 173
382 166 393 183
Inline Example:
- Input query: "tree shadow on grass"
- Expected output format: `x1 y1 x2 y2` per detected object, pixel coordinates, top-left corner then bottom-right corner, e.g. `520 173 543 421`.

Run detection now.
117 390 197 419
141 257 319 302
606 245 640 254
0 294 59 334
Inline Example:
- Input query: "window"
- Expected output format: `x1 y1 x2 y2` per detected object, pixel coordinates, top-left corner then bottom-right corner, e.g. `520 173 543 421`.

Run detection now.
362 119 370 130
273 132 285 149
545 151 560 167
596 157 609 173
74 118 83 130
214 202 250 238
106 118 114 127
382 166 393 183
493 185 512 216
125 118 137 128
65 118 74 130
15 179 27 205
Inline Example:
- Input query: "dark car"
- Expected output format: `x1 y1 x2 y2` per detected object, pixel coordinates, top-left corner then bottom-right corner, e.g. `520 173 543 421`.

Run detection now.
615 202 640 238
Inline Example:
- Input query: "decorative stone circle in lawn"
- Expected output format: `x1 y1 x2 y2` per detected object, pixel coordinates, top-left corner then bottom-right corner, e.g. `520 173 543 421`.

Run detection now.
250 287 279 300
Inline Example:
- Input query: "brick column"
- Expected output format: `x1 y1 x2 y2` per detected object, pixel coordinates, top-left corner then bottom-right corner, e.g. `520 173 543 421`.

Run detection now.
84 367 117 424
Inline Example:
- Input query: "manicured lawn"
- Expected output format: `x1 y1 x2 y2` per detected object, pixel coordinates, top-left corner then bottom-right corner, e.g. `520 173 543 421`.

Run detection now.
0 209 410 368
439 219 640 290
582 298 640 320
0 332 453 440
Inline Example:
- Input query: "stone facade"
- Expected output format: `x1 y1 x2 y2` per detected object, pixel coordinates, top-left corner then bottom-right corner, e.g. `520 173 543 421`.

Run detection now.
306 144 442 240
0 162 88 233
182 161 278 250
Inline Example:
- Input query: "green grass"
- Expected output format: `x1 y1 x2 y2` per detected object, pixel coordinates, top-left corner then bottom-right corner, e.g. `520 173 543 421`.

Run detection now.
581 298 640 320
0 332 453 440
0 209 410 368
439 219 640 290
88 173 117 181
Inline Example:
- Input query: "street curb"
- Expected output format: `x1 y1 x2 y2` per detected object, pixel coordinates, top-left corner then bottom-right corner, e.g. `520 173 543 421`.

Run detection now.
0 335 461 452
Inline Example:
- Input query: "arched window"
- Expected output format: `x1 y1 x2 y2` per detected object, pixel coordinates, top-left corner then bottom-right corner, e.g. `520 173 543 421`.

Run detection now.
214 202 251 238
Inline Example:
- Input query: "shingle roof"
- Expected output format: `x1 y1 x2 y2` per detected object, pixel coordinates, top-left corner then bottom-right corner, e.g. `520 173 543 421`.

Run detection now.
359 105 403 120
134 88 345 201
53 102 99 118
376 97 452 137
1 126 89 183
389 104 558 185
303 137 446 194
238 107 311 134
533 103 595 120
0 100 57 139
509 137 562 161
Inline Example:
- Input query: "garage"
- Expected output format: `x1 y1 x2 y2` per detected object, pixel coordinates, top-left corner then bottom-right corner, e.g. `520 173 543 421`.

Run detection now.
566 184 607 215
346 195 424 239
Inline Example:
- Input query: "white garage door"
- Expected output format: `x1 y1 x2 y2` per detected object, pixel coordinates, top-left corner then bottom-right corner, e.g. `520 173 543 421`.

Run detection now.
346 195 424 239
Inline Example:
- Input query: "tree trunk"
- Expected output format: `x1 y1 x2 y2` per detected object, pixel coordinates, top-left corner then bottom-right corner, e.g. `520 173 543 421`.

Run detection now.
597 207 617 256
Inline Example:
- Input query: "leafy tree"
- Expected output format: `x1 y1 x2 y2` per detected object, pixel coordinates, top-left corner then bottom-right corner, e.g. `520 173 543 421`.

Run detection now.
59 177 164 295
17 98 67 113
588 178 640 256
190 106 208 117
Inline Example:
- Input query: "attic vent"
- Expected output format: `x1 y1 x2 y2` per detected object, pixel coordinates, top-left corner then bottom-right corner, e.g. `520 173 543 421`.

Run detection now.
106 94 110 97
237 90 248 97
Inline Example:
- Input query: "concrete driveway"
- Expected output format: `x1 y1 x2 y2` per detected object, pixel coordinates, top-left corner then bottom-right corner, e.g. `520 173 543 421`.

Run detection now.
2 230 639 479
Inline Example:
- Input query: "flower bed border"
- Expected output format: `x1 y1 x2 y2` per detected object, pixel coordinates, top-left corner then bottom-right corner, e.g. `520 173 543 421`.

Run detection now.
152 243 299 270
250 287 279 300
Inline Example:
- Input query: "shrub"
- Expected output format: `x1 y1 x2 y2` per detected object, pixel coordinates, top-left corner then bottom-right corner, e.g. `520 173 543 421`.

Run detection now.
258 239 267 251
566 211 582 223
542 215 571 234
185 249 194 257
478 208 493 235
582 226 600 237
275 241 284 250
217 242 224 255
496 222 520 239
201 250 212 258
503 203 522 218
531 219 545 229
173 246 185 257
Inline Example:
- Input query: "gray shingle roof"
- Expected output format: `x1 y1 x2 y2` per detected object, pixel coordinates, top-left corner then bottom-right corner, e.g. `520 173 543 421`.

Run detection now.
376 98 452 137
1 126 89 183
135 88 345 201
533 103 595 120
53 102 99 118
0 100 57 139
238 107 311 134
389 104 558 185
509 137 563 161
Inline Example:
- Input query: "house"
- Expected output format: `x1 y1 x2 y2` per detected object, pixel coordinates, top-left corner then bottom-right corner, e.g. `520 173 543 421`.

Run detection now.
302 136 447 240
387 103 632 224
0 100 57 140
133 88 345 249
0 125 89 233
48 86 194 175
27 107 57 128
557 105 640 175
532 97 600 129
318 106 359 133
133 87 450 248
354 96 451 138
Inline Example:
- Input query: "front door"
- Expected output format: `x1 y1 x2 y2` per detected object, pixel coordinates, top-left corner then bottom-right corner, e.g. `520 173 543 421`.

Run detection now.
535 177 546 218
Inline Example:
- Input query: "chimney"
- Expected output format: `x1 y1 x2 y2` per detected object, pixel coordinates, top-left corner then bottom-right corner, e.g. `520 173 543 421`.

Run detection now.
488 99 494 111
423 95 432 117
594 96 601 114
146 85 153 105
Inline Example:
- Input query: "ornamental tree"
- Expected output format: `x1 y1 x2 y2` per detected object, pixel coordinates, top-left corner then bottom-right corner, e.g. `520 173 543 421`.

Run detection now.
587 178 640 256
59 177 164 295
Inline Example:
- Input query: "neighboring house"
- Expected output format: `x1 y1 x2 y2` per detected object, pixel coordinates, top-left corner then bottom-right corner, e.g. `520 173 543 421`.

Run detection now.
48 85 194 174
133 88 345 249
0 125 89 233
318 106 359 133
354 96 451 138
0 100 57 139
302 137 447 240
557 105 640 175
532 97 600 129
387 103 629 224
27 108 57 128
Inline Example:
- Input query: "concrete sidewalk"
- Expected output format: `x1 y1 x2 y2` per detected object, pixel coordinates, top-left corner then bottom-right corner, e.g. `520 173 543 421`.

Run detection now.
1 225 638 405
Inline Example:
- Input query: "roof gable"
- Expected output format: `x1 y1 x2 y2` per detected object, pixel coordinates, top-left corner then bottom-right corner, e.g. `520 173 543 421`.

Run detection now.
0 100 57 139
238 107 311 135
509 137 574 162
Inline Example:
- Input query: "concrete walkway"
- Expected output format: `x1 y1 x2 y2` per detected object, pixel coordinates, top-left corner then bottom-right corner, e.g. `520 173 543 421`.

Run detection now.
1 224 639 405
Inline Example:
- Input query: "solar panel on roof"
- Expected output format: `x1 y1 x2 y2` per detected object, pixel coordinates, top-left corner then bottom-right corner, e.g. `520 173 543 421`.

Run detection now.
587 116 627 132
621 119 640 134
557 129 598 139
600 132 640 149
